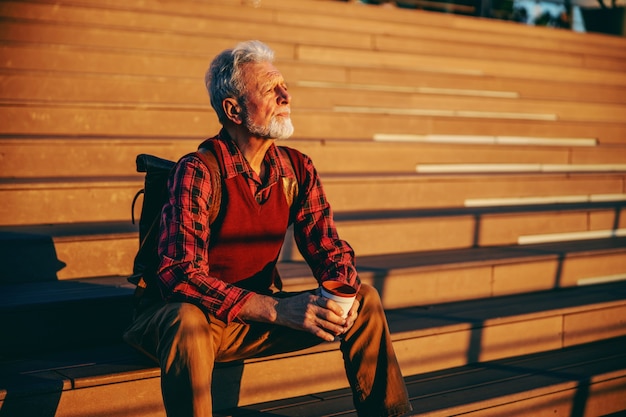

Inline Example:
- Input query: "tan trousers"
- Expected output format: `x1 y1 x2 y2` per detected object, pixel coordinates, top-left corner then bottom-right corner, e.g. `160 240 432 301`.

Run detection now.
124 284 412 417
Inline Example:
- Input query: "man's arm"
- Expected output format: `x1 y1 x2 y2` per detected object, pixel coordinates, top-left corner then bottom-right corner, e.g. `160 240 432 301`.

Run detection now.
291 153 361 290
157 155 254 324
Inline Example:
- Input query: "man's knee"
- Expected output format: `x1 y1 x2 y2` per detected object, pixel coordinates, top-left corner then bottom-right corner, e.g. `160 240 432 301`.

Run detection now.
156 303 215 365
357 283 384 312
355 283 388 331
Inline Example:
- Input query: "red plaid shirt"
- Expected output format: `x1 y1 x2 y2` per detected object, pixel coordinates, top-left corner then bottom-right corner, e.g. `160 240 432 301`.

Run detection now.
157 134 359 323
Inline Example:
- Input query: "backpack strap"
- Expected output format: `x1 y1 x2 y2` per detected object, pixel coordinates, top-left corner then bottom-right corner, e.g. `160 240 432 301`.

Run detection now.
196 148 222 225
131 149 222 299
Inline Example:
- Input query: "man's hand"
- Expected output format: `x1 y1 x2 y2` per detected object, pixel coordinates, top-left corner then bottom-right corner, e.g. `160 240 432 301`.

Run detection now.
239 292 359 342
275 292 358 342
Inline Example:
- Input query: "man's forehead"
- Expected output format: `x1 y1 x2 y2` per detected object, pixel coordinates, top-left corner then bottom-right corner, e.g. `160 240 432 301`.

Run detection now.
242 61 284 83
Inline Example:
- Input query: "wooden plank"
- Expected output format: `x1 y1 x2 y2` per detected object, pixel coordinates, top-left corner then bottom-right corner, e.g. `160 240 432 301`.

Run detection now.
6 70 626 125
0 103 624 143
12 0 626 61
2 283 625 413
2 173 623 225
0 11 369 53
347 67 626 105
563 304 626 346
293 86 626 123
0 137 577 178
289 111 626 144
297 45 626 86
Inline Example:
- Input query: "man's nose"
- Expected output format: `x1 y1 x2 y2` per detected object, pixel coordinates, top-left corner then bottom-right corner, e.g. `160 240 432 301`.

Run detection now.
277 86 290 105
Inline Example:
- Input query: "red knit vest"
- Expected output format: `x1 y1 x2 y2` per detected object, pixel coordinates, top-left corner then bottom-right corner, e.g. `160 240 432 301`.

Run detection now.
204 139 290 294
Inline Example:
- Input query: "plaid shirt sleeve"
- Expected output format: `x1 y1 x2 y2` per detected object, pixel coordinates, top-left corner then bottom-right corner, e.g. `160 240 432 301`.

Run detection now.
291 154 361 292
156 154 253 324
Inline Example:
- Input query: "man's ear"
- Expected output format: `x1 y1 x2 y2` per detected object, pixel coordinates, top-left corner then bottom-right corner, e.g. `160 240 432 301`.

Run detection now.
223 98 243 124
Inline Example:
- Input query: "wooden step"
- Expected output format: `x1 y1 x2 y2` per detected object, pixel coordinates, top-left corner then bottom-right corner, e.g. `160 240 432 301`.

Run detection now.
7 0 626 55
0 8 368 53
15 0 626 61
2 282 625 414
291 86 626 124
346 67 626 105
7 210 626 281
290 111 626 144
2 235 625 354
3 173 625 225
4 65 626 113
4 73 626 124
4 136 617 178
214 336 626 416
261 0 626 54
2 9 624 75
2 36 624 93
0 103 624 143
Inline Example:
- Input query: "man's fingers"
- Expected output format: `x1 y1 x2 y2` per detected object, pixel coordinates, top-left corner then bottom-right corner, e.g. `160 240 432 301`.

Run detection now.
311 326 337 342
315 296 346 322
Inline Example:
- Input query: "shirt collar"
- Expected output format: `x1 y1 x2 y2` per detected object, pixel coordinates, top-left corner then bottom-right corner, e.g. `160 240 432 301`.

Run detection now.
216 129 296 184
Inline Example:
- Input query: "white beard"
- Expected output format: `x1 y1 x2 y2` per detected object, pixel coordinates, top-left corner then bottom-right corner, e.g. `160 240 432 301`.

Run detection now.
247 114 294 140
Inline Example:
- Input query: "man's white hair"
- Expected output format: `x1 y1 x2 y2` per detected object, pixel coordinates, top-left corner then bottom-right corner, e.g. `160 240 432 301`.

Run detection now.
205 40 275 124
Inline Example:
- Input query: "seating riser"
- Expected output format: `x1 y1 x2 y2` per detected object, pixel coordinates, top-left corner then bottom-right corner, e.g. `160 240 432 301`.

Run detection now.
292 112 626 144
0 14 369 53
348 68 626 105
4 72 625 124
0 43 350 85
2 296 624 414
19 221 626 280
34 0 626 53
1 105 625 144
374 35 626 72
323 176 625 212
269 0 626 53
1 138 604 178
296 45 626 87
2 17 622 76
4 67 626 110
4 357 626 417
293 88 626 123
333 211 599 256
415 371 626 417
18 228 626 296
3 0 624 65
3 175 624 225
2 41 625 91
365 251 626 308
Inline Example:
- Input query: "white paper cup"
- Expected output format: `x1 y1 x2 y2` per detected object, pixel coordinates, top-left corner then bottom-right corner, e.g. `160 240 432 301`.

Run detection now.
320 281 357 318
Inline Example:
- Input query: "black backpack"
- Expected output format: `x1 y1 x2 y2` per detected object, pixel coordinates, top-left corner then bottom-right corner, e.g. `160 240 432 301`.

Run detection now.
128 145 305 300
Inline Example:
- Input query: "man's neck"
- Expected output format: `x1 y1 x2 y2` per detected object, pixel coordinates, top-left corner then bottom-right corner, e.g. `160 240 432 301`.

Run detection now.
225 126 275 176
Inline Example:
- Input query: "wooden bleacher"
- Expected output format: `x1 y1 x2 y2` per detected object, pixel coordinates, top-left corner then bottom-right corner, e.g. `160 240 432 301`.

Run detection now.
1 0 626 415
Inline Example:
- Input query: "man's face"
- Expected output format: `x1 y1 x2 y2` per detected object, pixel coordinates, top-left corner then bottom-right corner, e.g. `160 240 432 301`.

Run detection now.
240 61 293 140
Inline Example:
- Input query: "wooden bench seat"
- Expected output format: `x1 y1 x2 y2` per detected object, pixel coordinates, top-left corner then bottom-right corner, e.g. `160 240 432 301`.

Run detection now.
3 172 625 224
5 136 621 178
3 14 623 74
213 336 626 417
291 111 626 143
5 0 625 64
2 281 626 415
1 103 624 143
4 65 626 110
345 67 626 105
5 70 625 124
2 37 623 91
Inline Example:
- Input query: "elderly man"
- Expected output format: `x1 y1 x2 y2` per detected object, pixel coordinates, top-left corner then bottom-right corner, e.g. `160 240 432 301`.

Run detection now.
124 40 412 417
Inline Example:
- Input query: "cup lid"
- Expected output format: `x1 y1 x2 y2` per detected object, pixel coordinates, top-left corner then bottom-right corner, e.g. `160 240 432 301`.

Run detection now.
322 281 357 298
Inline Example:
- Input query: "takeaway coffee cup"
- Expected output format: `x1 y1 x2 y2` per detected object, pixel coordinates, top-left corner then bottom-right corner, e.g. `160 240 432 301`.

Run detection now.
320 281 357 318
